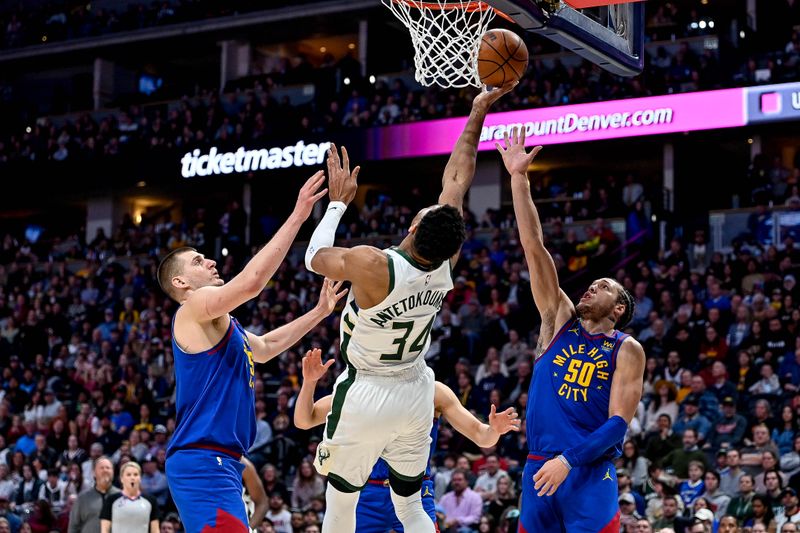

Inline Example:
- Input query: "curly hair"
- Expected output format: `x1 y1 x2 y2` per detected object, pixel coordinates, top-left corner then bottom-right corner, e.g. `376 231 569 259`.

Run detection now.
615 284 635 329
413 205 466 264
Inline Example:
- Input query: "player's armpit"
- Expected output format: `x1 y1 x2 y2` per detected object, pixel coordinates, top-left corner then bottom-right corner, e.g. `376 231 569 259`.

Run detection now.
608 338 646 422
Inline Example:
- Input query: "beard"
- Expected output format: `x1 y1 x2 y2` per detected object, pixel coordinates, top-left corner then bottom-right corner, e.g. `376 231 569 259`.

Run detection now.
576 300 616 322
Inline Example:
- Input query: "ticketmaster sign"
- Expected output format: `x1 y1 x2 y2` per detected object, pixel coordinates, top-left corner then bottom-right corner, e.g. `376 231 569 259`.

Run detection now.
180 141 331 178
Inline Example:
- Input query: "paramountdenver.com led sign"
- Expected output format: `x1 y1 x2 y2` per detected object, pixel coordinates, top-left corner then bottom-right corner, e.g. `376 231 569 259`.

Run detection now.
179 82 800 178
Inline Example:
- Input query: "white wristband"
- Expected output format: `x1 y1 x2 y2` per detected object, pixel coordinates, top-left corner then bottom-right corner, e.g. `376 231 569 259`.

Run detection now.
556 454 572 471
305 201 347 273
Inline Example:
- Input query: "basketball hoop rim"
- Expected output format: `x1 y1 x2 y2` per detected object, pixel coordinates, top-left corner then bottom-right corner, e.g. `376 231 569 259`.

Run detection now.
391 0 515 22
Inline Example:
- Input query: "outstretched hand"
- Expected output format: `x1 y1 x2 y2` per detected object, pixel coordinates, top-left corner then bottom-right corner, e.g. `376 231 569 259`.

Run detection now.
488 404 521 436
473 80 518 111
327 143 360 205
495 126 542 176
315 278 349 315
292 171 328 220
301 348 334 382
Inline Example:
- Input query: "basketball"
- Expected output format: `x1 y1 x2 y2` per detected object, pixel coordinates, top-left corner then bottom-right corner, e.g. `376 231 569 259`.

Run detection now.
478 29 529 87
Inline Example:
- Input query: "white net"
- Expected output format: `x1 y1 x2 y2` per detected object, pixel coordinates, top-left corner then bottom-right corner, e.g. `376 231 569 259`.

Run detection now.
382 0 496 88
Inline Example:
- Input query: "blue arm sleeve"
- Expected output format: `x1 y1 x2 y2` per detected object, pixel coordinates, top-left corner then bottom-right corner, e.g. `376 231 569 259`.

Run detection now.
561 415 628 467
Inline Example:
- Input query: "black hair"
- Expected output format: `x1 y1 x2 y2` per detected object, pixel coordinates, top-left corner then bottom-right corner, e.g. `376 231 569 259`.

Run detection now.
615 284 635 329
413 205 466 264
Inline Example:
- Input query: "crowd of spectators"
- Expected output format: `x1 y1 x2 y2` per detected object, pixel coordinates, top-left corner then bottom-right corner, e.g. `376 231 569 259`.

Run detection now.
0 1 799 178
0 0 314 50
0 151 798 532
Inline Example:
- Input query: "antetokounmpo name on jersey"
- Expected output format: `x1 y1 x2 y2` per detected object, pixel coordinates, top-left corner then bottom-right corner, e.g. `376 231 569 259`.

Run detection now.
370 289 448 327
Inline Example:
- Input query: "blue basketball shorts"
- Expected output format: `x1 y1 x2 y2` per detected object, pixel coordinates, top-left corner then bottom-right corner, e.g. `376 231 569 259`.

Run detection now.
519 454 620 533
166 448 249 533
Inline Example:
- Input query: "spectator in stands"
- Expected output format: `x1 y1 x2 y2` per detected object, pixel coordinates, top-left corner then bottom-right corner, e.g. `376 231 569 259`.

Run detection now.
679 461 707 509
646 380 679 433
645 414 681 463
747 494 777 532
653 495 692 531
777 488 800 531
673 394 712 441
0 496 20 533
662 429 709 480
728 474 756 524
687 376 721 422
291 460 324 511
440 469 482 533
701 470 730 519
68 456 120 533
264 491 291 533
755 451 787 492
474 454 507 502
140 455 168 508
742 425 781 475
720 449 745 497
618 440 649 491
705 397 747 451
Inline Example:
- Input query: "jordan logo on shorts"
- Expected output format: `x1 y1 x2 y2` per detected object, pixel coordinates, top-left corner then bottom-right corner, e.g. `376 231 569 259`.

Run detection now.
422 486 432 497
602 468 612 481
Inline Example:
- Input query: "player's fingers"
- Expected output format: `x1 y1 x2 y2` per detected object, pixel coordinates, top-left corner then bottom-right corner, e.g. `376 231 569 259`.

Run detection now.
489 404 497 417
503 130 510 149
323 358 335 369
306 170 324 188
341 146 350 173
537 481 551 496
352 166 360 182
527 145 543 161
331 280 345 292
533 470 543 485
515 126 522 145
546 482 558 497
494 142 503 153
312 189 328 202
334 288 349 301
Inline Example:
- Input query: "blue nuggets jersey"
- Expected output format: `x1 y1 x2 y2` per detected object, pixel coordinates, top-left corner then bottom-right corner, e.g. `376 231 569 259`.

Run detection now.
527 317 628 459
168 314 256 457
369 418 439 480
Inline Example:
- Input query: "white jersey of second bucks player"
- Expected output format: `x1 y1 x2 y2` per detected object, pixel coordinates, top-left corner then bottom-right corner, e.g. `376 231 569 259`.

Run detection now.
340 246 454 374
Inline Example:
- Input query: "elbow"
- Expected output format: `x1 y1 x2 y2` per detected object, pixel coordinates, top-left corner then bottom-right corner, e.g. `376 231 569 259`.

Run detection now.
294 417 312 430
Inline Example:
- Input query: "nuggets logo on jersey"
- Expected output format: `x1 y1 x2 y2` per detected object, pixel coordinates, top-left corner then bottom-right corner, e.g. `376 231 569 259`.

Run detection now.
551 341 611 403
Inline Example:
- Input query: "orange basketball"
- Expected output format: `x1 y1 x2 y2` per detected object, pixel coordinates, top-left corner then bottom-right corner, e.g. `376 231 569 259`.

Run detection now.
478 29 529 86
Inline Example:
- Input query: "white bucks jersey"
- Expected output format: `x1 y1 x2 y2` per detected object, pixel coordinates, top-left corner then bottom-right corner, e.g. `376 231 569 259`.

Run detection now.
340 247 454 374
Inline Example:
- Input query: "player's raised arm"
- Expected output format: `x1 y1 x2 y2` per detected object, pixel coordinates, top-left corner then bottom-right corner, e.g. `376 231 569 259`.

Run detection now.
294 348 334 430
246 280 347 364
304 145 391 307
438 82 517 214
241 457 269 529
435 382 520 449
497 128 574 330
164 171 327 320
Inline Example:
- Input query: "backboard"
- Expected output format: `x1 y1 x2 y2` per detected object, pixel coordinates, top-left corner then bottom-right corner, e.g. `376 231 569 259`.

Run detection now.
485 0 645 77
